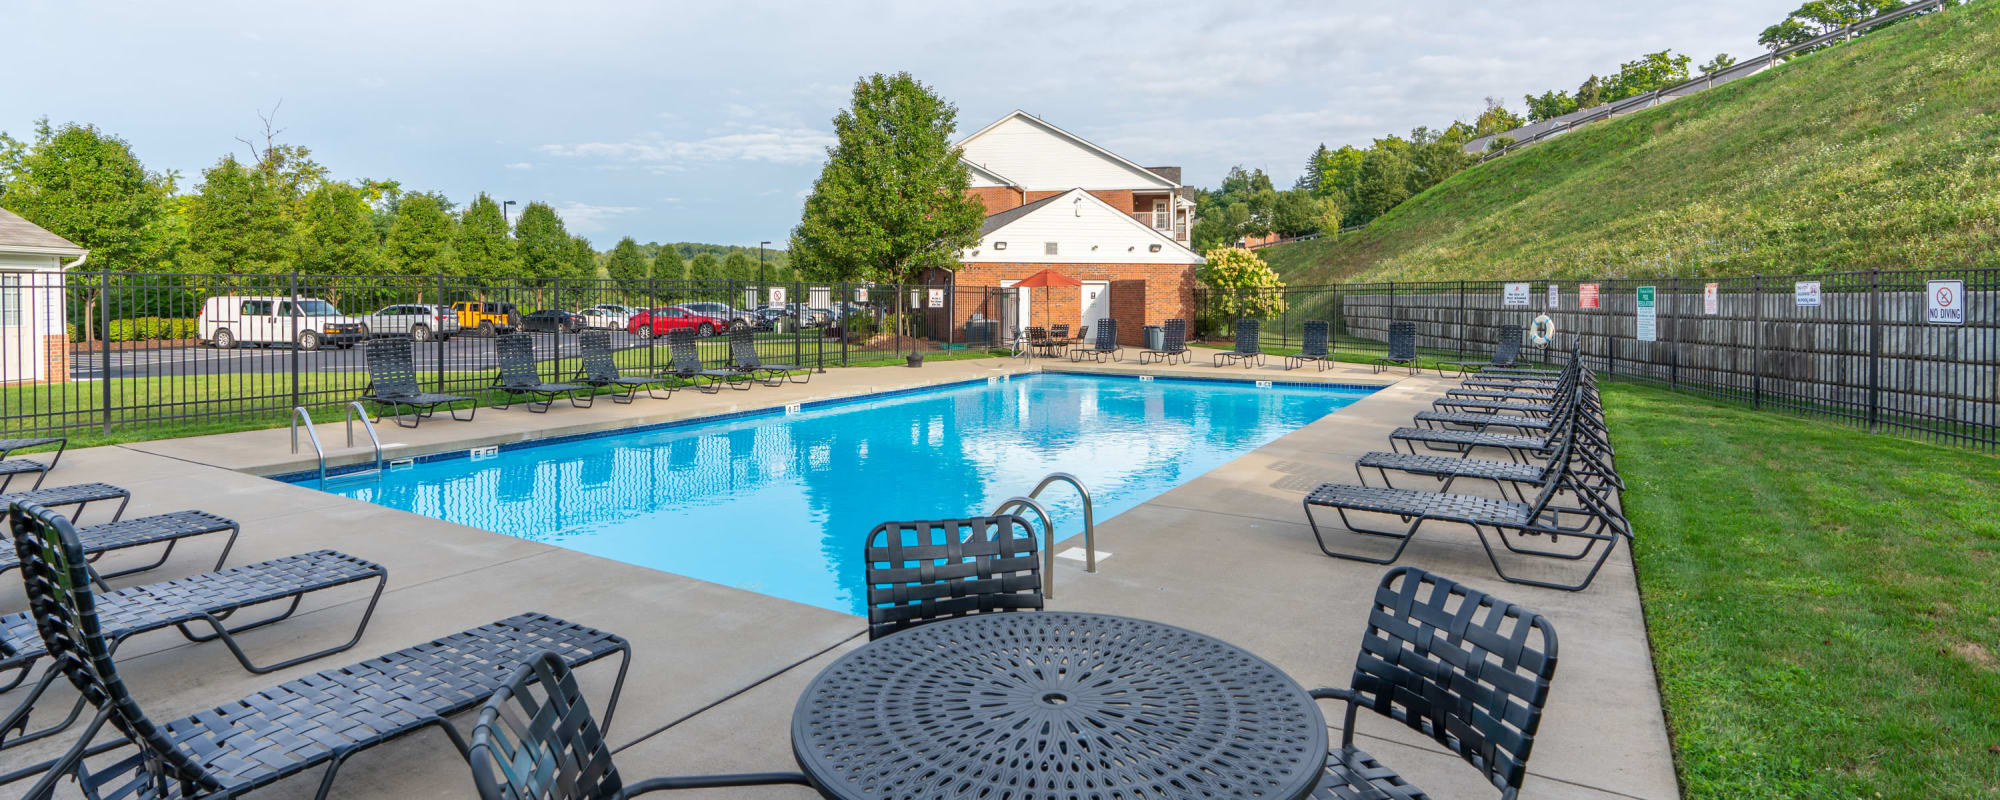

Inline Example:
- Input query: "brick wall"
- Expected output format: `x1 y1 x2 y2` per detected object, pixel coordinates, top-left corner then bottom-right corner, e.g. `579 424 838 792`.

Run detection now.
952 262 1197 346
968 187 1025 216
41 335 65 383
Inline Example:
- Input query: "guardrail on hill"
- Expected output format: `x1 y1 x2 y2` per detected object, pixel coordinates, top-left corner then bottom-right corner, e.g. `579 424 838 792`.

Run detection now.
1465 0 1951 158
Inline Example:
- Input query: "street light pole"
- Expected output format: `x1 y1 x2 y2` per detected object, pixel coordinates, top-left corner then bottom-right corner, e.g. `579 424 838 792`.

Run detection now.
502 199 517 227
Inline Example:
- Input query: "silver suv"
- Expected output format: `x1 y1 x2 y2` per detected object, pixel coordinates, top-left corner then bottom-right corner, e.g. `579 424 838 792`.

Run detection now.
364 304 461 342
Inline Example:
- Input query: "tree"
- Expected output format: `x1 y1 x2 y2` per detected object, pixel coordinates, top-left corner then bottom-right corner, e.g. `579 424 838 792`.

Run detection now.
1298 144 1330 190
292 182 379 275
567 235 598 284
1758 18 1818 50
1270 189 1324 237
513 201 571 285
605 236 648 284
1352 148 1412 222
789 72 985 288
1313 146 1364 201
384 191 456 280
687 252 721 283
1406 125 1473 194
1524 90 1578 122
1760 0 1907 52
1608 50 1692 100
1699 53 1739 74
1473 98 1524 137
455 193 517 281
1575 75 1608 109
723 251 755 283
653 244 685 282
183 154 293 276
1196 247 1286 321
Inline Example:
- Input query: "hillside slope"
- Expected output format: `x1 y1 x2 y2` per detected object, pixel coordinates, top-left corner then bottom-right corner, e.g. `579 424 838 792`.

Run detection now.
1265 0 2000 283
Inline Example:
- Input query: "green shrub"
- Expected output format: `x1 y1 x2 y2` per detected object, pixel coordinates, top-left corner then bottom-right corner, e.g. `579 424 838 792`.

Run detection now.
104 317 199 342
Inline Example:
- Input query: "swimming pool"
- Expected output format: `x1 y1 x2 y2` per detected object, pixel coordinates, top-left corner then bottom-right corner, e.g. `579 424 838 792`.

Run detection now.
294 373 1374 615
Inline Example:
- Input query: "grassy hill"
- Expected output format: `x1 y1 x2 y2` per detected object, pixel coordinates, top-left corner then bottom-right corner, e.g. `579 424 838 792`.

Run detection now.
1264 0 2000 284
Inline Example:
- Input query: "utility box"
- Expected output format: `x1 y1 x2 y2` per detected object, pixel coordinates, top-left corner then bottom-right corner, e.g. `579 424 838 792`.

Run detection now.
1143 325 1164 351
964 319 999 349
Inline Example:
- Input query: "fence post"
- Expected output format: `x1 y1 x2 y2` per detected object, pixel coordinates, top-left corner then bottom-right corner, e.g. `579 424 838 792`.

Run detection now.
288 271 301 412
840 282 850 366
1669 276 1680 390
1606 280 1616 378
647 277 658 373
435 272 448 391
1867 269 1881 433
1752 274 1763 409
1457 280 1467 360
99 270 112 435
794 280 804 369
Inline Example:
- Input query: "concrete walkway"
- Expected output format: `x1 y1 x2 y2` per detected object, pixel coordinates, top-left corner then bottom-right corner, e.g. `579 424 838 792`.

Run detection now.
0 356 1675 800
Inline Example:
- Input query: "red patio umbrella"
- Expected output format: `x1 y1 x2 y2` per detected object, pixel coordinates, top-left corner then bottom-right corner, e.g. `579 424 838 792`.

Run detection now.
1011 269 1082 339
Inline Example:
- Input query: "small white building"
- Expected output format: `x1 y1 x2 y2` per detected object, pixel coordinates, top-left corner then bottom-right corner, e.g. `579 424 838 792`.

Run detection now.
0 208 87 383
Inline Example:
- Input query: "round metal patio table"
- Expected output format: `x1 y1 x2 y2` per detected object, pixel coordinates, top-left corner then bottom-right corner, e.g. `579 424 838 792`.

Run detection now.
791 611 1328 800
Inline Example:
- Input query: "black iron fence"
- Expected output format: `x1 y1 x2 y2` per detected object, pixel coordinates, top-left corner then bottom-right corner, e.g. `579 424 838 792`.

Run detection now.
1196 267 1999 451
0 272 1015 436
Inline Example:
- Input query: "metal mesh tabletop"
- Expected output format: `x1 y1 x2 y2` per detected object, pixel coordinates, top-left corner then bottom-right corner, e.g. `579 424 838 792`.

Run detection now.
793 611 1327 800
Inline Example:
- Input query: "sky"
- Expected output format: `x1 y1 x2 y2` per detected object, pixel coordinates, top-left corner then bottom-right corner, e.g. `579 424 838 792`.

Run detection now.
7 0 1798 247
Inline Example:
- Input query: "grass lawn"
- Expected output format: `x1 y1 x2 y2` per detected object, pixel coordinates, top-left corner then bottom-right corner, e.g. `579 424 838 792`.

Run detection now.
1606 380 2000 796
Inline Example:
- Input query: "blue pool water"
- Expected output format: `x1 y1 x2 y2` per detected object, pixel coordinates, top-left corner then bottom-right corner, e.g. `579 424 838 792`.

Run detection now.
298 373 1373 615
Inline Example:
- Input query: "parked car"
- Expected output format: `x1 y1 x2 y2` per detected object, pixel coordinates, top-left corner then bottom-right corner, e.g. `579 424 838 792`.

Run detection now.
678 302 759 331
363 304 460 342
521 309 585 333
628 306 731 339
452 301 521 337
199 296 367 350
580 304 638 329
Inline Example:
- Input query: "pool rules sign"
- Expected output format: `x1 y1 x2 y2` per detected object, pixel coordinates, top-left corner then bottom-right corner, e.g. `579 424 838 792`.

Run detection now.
1635 286 1658 342
1927 280 1964 325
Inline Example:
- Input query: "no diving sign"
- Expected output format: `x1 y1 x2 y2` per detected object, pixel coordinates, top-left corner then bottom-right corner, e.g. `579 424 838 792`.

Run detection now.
1927 280 1964 325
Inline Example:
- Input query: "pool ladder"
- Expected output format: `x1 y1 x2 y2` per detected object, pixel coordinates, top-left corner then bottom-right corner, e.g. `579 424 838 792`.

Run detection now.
990 472 1095 599
291 403 385 486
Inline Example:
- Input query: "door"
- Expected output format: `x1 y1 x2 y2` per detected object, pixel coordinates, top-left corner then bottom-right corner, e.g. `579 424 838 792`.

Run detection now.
999 279 1029 336
1151 199 1170 231
1079 281 1110 334
241 299 276 343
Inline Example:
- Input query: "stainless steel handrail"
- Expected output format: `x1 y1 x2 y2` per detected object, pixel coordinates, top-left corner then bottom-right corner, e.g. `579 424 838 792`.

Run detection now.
343 401 384 477
989 495 1058 598
289 406 326 484
1024 472 1095 574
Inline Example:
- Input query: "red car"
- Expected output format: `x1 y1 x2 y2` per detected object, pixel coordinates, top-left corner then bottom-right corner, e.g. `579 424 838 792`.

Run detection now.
628 306 732 338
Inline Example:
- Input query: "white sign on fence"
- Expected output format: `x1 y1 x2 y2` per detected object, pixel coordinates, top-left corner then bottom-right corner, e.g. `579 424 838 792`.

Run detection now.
810 286 831 309
1927 279 1965 325
1504 283 1530 307
909 289 921 309
767 286 787 305
1547 284 1559 308
855 286 868 303
1703 282 1719 315
1795 280 1822 307
1579 283 1600 309
928 288 945 308
1636 286 1658 342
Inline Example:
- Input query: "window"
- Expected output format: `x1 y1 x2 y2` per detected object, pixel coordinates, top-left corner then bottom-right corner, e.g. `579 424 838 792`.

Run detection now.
1152 199 1170 230
1044 242 1059 255
0 274 19 326
242 300 272 316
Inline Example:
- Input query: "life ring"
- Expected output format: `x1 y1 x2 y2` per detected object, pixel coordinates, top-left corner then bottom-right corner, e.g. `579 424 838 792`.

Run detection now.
1528 314 1556 346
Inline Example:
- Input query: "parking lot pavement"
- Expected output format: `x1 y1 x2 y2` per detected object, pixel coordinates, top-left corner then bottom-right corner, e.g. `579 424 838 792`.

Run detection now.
69 329 673 379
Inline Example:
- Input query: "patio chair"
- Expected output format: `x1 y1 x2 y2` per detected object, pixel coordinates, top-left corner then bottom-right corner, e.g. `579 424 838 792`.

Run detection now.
358 337 475 428
0 482 131 525
492 333 591 412
1302 433 1630 591
1309 567 1557 800
1138 318 1190 365
729 328 809 385
1371 322 1419 374
863 514 1042 641
1359 417 1626 510
1285 320 1333 371
664 330 750 393
1436 324 1524 377
0 509 239 585
0 438 64 471
1398 387 1604 463
573 329 672 403
3 502 631 799
1213 319 1265 368
2 506 386 751
1069 318 1121 362
468 650 812 799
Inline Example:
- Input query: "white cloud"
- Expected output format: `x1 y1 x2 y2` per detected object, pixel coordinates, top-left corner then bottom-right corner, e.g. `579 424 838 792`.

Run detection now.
551 202 642 233
539 125 834 172
503 162 533 170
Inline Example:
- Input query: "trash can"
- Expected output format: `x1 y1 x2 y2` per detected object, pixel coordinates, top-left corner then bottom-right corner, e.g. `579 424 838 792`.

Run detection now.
1143 325 1163 351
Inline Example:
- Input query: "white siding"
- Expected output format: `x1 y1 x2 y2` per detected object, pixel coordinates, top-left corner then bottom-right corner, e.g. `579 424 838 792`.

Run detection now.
0 253 67 383
960 115 1174 191
962 191 1202 265
966 161 1010 188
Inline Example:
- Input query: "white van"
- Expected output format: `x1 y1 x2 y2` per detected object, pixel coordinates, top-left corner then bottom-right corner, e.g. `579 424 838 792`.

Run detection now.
198 296 368 350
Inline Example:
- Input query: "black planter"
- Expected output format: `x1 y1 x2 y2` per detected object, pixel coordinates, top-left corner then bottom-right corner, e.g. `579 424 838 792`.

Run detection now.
906 352 924 368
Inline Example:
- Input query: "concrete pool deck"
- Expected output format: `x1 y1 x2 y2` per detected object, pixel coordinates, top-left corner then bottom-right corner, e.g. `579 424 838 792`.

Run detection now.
0 356 1675 800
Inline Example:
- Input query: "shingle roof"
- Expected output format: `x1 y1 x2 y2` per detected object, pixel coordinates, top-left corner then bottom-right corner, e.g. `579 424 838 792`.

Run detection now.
977 192 1067 237
0 208 86 256
1146 166 1182 184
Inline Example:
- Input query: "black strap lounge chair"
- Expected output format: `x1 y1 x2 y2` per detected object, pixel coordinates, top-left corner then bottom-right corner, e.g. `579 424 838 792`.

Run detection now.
1138 318 1191 365
1214 319 1266 368
1309 567 1557 799
1 511 386 751
863 515 1042 641
573 329 672 403
1069 318 1121 362
0 461 50 494
1371 321 1420 374
729 328 809 385
665 330 750 393
359 337 474 428
0 438 64 470
3 502 631 799
0 510 239 585
1302 433 1630 591
0 483 130 525
1361 415 1625 507
468 650 812 799
1286 320 1334 371
492 333 591 412
1437 324 1525 377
